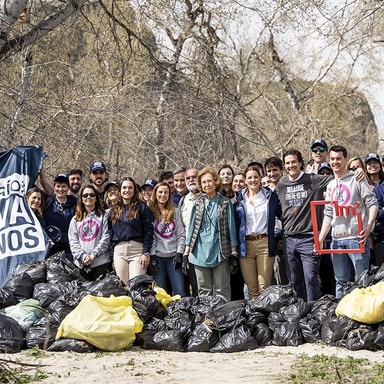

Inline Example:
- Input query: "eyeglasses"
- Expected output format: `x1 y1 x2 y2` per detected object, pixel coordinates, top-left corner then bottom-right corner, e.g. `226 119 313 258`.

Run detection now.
320 171 332 175
186 175 197 180
82 193 96 198
312 148 326 153
349 166 357 171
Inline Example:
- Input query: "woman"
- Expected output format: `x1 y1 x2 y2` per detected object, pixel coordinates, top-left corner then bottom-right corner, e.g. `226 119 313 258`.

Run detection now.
26 187 47 231
184 167 238 302
218 164 235 199
108 177 154 284
43 174 77 260
347 156 365 172
235 165 280 299
104 180 120 208
364 153 384 190
69 185 112 280
140 178 157 206
149 182 186 296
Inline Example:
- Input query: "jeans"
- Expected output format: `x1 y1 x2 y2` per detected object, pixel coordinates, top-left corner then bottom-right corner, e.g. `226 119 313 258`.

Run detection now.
153 257 186 297
284 235 321 301
331 238 370 298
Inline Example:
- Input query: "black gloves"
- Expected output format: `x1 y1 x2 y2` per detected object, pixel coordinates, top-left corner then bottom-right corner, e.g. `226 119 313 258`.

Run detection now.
173 253 183 270
229 255 239 275
182 254 190 275
150 255 159 274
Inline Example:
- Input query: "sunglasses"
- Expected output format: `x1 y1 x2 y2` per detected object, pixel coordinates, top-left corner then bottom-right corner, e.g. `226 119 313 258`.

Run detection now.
82 193 96 198
349 166 357 171
320 171 332 175
312 148 326 153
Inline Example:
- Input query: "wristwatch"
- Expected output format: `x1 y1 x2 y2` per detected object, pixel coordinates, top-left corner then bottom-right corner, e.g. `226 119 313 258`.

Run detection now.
143 252 150 256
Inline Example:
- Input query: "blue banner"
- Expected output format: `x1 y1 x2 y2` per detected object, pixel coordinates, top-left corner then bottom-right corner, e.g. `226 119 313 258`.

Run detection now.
0 146 49 286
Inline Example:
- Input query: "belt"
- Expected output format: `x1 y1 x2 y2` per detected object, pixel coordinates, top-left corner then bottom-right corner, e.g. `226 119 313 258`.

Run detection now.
245 234 267 241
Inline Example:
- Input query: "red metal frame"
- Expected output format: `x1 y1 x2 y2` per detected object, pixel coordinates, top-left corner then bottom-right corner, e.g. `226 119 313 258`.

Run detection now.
311 200 365 254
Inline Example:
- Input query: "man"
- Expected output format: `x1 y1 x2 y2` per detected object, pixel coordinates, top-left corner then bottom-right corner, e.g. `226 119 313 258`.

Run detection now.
159 171 174 192
89 161 108 205
264 157 284 191
318 145 378 298
172 167 188 206
178 167 200 297
307 139 328 174
276 149 330 301
67 168 83 197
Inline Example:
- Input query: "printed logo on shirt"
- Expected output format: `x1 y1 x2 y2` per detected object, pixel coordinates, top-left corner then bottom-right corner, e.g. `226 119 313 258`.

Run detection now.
331 183 351 205
78 218 100 242
154 219 175 239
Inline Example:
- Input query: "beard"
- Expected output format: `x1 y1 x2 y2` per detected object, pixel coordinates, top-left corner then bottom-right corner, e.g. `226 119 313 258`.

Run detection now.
187 184 197 193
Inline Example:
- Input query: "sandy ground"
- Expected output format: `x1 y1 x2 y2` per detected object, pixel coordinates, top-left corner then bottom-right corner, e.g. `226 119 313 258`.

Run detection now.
4 344 384 384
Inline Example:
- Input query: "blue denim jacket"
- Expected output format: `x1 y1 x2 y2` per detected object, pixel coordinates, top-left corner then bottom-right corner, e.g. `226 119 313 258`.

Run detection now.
234 187 281 257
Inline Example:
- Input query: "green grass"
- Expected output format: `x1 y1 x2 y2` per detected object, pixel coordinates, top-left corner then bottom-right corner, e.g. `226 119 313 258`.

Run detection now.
280 354 384 384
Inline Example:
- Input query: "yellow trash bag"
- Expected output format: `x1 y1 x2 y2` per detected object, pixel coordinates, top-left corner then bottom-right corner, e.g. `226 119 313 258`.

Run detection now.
154 285 181 307
56 295 143 351
335 282 384 324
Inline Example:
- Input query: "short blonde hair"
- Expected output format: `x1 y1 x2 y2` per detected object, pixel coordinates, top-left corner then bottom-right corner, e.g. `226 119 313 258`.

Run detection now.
197 167 222 192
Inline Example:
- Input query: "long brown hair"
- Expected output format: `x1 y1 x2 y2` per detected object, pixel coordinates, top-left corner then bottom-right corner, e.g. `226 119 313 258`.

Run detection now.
75 184 104 221
109 177 140 224
149 182 174 223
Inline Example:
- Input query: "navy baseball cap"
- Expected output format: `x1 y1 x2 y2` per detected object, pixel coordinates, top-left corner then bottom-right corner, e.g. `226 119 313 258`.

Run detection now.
90 161 107 173
104 180 119 191
311 139 328 150
364 153 381 164
318 162 333 174
142 179 157 189
53 173 69 185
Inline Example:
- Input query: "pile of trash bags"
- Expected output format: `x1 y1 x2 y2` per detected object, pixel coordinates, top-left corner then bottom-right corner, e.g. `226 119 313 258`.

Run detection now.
1 252 384 353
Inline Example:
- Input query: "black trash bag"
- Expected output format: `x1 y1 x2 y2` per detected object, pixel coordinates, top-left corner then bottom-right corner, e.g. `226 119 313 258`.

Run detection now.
244 311 267 331
344 265 379 295
47 339 96 353
374 324 384 349
25 315 58 350
298 316 323 343
272 321 304 347
187 322 220 352
321 312 360 346
134 327 158 349
206 300 246 331
46 252 83 284
245 285 296 314
2 272 34 301
85 274 127 297
152 330 185 352
210 323 258 353
131 290 167 323
126 274 155 292
280 299 314 323
251 323 273 346
0 313 25 353
15 261 47 284
373 264 384 284
345 326 378 351
309 295 339 323
33 282 75 308
146 317 167 332
48 298 75 326
167 296 196 314
164 310 193 337
0 288 17 308
191 296 226 324
267 311 285 331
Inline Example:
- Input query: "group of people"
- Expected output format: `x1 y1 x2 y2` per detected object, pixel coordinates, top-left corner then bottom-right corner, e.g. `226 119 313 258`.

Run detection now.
24 139 384 302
